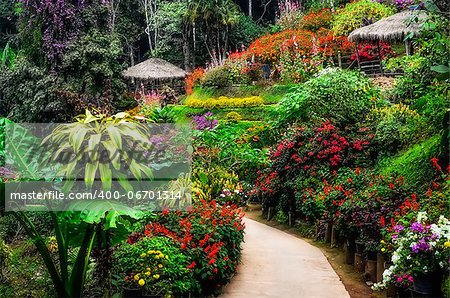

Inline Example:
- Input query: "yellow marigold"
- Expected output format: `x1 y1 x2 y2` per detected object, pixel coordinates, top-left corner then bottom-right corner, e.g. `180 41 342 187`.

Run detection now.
140 253 146 258
134 274 140 281
153 274 160 280
444 241 450 248
138 279 145 286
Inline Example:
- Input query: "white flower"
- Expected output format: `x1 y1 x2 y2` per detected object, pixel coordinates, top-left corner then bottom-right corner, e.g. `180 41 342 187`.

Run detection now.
417 211 428 223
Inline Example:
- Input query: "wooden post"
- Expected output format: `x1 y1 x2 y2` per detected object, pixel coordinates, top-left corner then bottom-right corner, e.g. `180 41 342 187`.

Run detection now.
331 225 338 247
405 40 413 55
354 42 361 70
338 51 342 68
325 222 332 243
376 40 384 75
377 254 385 283
354 253 365 273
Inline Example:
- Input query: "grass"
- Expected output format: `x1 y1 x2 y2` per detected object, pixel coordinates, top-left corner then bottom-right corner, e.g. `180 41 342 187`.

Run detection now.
169 104 279 122
376 134 442 188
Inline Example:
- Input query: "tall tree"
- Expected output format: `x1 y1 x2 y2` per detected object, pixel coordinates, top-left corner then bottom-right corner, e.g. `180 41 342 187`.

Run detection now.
189 0 240 66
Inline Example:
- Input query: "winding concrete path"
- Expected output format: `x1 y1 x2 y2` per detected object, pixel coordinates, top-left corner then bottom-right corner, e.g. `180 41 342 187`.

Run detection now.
221 218 350 298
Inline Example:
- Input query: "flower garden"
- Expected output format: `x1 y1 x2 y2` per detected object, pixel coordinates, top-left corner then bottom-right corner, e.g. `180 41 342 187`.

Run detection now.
0 0 449 297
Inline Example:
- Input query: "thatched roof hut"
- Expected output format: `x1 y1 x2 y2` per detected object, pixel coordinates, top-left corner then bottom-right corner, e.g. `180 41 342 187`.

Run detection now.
123 58 186 80
348 10 428 43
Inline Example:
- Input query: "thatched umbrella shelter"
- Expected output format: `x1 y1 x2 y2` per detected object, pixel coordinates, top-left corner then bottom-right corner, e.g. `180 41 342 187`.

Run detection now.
348 10 428 55
123 58 186 94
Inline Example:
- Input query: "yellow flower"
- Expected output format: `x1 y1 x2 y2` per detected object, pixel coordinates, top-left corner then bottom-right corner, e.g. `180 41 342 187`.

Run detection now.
381 248 386 252
140 253 147 258
153 274 160 280
158 264 163 268
444 241 450 248
146 267 151 272
165 255 169 260
138 279 145 286
380 240 385 244
134 274 140 281
158 253 164 258
155 255 160 259
145 271 151 276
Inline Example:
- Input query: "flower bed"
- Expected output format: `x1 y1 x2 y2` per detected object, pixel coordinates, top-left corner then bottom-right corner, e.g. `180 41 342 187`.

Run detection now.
113 200 245 296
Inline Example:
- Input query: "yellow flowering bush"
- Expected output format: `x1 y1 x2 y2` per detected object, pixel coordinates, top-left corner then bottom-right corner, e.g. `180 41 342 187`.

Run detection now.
193 166 240 200
186 96 264 109
225 111 242 122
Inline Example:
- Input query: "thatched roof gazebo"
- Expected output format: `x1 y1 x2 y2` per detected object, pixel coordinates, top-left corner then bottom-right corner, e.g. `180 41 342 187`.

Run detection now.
348 10 428 55
123 58 186 94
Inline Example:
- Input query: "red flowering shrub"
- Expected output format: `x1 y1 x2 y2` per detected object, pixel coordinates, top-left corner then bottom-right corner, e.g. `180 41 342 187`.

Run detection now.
316 30 354 57
248 29 315 63
254 121 373 211
350 41 394 61
185 68 205 95
299 9 333 32
126 199 245 295
247 27 354 82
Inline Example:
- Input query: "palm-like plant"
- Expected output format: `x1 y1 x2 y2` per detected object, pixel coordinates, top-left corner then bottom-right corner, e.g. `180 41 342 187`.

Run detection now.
4 110 153 297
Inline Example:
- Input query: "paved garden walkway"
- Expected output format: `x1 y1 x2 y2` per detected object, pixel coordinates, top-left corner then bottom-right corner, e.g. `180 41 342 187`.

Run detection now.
221 218 350 298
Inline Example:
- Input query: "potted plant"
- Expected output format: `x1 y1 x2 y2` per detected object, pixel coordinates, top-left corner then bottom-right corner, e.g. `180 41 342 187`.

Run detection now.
372 212 450 297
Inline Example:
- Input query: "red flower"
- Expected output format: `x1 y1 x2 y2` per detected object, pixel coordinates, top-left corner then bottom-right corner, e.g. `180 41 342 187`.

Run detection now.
188 261 197 269
380 216 386 227
431 157 442 171
208 259 216 265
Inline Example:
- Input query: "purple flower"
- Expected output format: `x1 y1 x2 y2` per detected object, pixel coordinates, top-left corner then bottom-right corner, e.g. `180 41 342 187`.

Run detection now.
394 225 404 233
193 112 218 130
411 238 430 253
394 0 414 9
410 222 425 233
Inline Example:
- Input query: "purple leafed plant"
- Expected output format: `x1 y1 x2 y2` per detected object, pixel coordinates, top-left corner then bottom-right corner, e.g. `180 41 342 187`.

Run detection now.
19 0 87 65
394 0 415 9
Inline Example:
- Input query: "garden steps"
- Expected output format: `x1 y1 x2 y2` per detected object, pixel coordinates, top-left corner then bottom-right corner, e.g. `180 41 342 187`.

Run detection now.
220 218 350 298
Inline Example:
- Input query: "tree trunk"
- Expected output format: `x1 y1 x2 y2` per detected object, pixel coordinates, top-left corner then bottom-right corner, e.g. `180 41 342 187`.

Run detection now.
249 0 252 18
183 22 192 72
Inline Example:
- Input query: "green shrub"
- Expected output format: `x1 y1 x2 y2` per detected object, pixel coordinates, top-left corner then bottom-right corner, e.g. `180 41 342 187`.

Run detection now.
367 103 426 155
377 135 442 188
113 236 198 296
413 90 448 131
277 69 373 126
168 105 279 122
332 0 394 35
200 66 231 89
